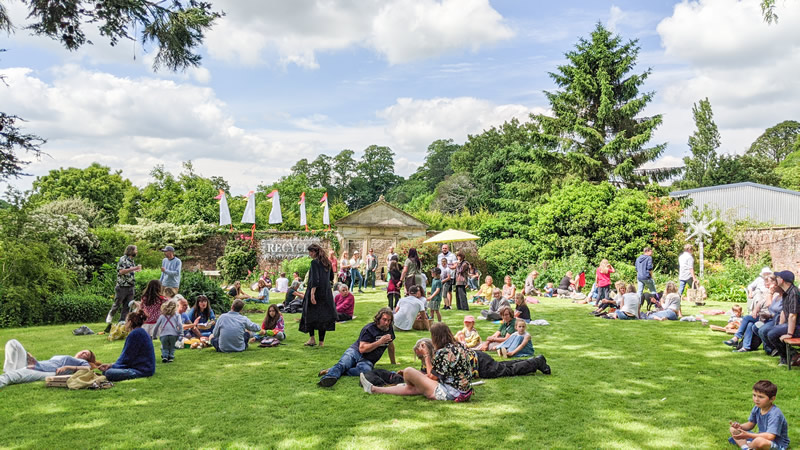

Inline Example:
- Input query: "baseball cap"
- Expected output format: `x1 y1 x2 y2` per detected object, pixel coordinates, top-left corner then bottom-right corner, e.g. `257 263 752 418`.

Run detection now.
775 270 795 284
161 245 175 252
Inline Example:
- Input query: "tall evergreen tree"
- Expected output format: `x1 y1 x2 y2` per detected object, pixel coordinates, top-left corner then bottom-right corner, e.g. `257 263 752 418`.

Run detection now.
533 23 669 187
682 98 721 188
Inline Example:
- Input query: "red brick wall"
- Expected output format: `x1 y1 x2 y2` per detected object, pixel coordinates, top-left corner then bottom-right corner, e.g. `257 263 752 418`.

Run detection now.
737 227 800 272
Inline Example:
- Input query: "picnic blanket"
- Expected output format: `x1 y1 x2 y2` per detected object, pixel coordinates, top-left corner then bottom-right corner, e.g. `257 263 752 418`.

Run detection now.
699 309 726 316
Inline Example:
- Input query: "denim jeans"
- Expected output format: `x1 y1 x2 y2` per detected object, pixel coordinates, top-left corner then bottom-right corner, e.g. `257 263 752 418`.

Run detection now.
323 347 374 380
350 269 364 291
678 279 692 296
160 335 178 359
742 320 762 350
651 309 678 320
637 279 657 297
758 321 778 354
468 278 479 290
365 270 376 288
616 310 637 320
104 368 145 381
734 316 758 340
765 324 797 355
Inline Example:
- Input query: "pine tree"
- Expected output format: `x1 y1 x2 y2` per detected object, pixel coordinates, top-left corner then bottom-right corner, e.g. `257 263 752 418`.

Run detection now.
533 23 670 187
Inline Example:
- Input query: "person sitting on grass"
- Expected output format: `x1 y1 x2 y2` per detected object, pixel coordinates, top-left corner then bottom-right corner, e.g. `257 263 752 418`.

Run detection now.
501 275 517 301
254 279 270 304
275 272 289 293
649 281 682 321
472 276 495 304
427 267 443 323
728 379 789 450
394 286 428 331
496 319 534 358
593 281 625 316
228 281 252 300
542 282 556 297
252 304 286 342
480 288 510 321
317 307 396 387
513 293 531 321
1 340 100 389
360 322 473 401
557 271 576 297
98 310 156 382
456 316 482 349
524 270 540 296
210 299 261 353
187 295 216 338
152 300 182 363
334 284 355 322
612 284 640 320
284 280 305 312
478 307 515 351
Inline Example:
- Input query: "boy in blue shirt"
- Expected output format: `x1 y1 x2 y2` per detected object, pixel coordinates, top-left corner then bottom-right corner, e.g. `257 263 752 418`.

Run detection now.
729 380 790 450
427 268 443 323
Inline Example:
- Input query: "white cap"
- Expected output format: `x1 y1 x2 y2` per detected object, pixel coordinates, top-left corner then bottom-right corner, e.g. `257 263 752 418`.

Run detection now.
761 267 773 275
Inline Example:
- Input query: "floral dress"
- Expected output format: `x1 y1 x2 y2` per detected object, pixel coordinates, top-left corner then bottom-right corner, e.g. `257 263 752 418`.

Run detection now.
432 343 474 393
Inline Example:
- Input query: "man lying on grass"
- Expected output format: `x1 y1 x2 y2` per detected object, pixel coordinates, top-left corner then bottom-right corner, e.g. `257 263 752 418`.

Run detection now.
317 307 396 387
1 340 100 389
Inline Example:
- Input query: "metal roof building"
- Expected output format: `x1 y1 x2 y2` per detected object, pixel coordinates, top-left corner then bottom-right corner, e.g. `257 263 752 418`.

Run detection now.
670 182 800 226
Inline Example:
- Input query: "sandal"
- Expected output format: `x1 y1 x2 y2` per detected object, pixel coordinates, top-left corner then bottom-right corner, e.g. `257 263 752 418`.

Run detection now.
304 341 316 347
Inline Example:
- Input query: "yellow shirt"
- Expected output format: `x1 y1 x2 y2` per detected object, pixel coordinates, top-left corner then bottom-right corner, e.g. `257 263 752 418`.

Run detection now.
461 327 481 348
478 283 494 299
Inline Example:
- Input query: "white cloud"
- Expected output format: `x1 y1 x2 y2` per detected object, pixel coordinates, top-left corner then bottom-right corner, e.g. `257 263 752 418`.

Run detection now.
652 0 800 158
1 65 541 193
204 0 513 68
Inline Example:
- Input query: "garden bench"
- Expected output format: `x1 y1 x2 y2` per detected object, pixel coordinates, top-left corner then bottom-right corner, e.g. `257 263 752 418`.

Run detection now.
781 337 800 371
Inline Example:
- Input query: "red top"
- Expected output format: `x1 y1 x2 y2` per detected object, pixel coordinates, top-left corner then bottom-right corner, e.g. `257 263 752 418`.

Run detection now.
330 257 338 273
142 295 167 324
595 267 614 288
334 292 354 315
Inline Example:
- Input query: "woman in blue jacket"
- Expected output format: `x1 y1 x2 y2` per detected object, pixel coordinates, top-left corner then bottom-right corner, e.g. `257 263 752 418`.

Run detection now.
98 309 155 381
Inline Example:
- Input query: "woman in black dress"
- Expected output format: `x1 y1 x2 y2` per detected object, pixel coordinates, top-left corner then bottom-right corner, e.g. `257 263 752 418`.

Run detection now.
300 244 336 347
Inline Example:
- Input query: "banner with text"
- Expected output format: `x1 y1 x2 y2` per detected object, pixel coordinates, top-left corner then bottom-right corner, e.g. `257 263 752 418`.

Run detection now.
259 237 322 261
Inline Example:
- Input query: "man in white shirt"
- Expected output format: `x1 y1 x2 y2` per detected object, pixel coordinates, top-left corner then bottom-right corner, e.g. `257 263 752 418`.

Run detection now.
677 244 696 297
275 273 289 293
393 286 427 331
437 244 457 271
349 250 365 293
386 246 398 266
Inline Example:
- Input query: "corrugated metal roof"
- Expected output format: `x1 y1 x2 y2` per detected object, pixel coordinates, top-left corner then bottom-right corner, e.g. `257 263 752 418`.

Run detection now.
670 182 800 198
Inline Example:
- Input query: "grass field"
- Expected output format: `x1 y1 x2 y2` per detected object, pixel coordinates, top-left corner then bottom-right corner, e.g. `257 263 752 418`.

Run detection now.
0 290 797 449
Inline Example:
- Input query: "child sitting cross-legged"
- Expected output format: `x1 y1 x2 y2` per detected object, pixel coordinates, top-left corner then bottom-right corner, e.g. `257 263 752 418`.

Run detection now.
251 304 286 342
728 379 789 450
593 281 625 316
455 315 482 349
496 319 534 358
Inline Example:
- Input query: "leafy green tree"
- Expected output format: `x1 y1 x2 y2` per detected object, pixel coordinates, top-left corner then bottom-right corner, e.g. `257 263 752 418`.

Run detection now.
776 143 800 190
431 173 480 214
29 163 131 224
747 120 800 164
415 139 459 191
138 165 183 223
706 154 781 187
533 23 669 187
681 98 721 189
352 145 401 207
332 149 356 199
290 158 311 178
0 112 45 181
308 154 333 190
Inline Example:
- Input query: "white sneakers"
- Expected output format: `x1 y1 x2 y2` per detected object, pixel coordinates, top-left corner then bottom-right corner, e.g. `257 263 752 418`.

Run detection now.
359 373 373 394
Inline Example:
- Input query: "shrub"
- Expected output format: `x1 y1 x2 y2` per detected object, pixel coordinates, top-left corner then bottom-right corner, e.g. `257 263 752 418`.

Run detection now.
397 238 442 273
478 238 537 282
88 227 133 270
180 270 229 314
134 268 163 297
519 253 591 291
217 239 259 282
703 257 766 303
281 257 312 281
47 293 112 324
36 198 102 227
116 219 216 250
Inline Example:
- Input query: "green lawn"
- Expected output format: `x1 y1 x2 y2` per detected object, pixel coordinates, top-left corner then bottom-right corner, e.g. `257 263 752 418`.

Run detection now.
1 291 796 449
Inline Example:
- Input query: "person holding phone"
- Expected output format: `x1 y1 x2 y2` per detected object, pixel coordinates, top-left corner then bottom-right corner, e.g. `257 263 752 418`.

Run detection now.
317 307 396 387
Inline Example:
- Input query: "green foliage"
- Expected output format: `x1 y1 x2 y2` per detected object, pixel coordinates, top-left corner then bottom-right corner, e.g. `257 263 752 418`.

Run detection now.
520 253 590 290
747 120 800 164
412 139 459 191
35 198 101 227
0 112 46 182
534 23 670 188
396 238 442 273
134 269 163 297
347 145 402 210
88 227 133 270
131 163 223 225
776 145 800 190
703 257 765 303
30 163 131 224
116 219 216 251
25 209 99 281
682 98 721 189
180 270 229 313
217 239 259 282
478 238 537 281
431 173 481 214
47 293 111 324
281 257 312 281
410 208 493 232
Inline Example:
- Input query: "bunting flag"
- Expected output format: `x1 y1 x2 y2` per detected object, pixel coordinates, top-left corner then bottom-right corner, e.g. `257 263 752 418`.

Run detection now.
320 192 330 230
241 190 257 239
267 189 282 224
214 189 232 229
299 192 308 231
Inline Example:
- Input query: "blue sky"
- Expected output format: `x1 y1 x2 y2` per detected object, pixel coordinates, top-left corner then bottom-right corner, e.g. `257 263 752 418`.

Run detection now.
2 0 799 194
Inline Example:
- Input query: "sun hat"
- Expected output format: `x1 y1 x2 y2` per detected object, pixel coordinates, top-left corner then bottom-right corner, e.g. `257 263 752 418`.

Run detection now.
760 267 773 275
463 315 475 323
774 270 795 284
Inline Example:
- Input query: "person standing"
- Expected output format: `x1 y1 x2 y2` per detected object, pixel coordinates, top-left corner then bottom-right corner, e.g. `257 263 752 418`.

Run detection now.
349 250 365 293
678 244 696 297
595 260 614 303
635 247 657 300
104 245 142 334
437 244 457 272
366 248 378 289
159 245 182 293
386 246 398 266
300 244 337 347
329 250 339 284
399 248 423 295
438 244 456 309
454 251 470 310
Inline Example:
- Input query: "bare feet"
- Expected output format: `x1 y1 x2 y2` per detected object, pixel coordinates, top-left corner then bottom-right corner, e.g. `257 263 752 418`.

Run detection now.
304 340 316 346
319 341 325 347
26 352 37 368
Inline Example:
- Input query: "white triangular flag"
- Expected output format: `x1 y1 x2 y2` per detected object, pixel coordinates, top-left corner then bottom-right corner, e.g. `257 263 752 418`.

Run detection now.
320 192 329 226
267 189 282 224
215 189 231 226
241 190 256 224
299 192 307 227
